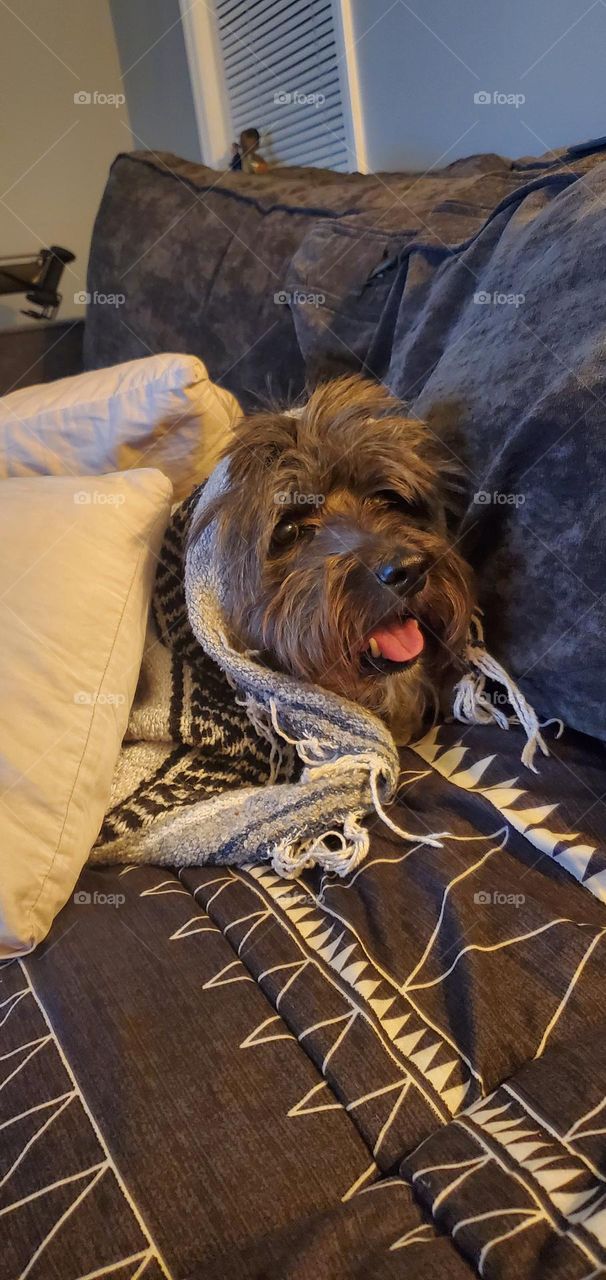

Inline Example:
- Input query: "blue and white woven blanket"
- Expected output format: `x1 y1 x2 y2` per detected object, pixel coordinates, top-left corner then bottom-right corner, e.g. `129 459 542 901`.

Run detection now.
92 460 547 877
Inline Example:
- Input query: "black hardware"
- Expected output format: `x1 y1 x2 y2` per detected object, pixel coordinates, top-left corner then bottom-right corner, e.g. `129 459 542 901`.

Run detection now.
0 246 76 320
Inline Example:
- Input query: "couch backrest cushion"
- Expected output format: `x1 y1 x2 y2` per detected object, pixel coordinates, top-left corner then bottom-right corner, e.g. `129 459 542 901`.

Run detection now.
84 144 606 741
83 150 523 408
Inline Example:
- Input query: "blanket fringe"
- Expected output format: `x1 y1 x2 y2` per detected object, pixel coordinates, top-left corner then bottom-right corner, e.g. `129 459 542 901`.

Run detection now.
303 753 445 850
270 814 370 878
240 615 561 883
267 694 447 875
452 612 564 772
237 692 293 783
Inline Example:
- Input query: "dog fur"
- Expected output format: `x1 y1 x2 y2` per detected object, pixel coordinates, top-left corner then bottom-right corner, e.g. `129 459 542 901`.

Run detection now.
189 375 475 744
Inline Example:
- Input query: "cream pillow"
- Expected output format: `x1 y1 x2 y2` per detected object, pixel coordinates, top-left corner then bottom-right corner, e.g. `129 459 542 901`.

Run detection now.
0 353 239 500
0 469 173 956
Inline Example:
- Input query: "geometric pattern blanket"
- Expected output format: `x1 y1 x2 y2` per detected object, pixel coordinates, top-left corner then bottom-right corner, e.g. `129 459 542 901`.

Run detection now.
8 716 606 1279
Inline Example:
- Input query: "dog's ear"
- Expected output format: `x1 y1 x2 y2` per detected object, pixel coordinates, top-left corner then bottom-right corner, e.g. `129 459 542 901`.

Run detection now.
186 488 228 555
186 416 290 574
218 410 297 479
186 410 288 555
435 459 468 533
423 399 475 531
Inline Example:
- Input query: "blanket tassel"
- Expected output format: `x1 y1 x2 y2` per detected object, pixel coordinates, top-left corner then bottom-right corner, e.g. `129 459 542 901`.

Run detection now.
270 813 370 879
453 612 563 772
265 696 447 877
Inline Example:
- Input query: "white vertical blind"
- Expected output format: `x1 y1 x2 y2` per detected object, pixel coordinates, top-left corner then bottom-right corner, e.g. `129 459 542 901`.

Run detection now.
215 0 350 170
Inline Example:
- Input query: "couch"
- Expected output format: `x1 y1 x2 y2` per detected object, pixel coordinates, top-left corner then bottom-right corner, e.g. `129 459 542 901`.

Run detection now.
4 143 606 1280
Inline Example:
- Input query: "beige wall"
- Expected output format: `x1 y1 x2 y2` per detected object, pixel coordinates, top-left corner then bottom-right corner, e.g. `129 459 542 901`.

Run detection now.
0 0 132 329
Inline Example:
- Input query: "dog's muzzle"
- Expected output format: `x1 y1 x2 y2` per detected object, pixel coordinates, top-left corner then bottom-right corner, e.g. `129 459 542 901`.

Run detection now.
358 547 428 675
374 547 428 599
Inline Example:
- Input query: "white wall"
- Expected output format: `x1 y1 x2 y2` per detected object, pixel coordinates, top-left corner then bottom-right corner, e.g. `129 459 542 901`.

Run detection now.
349 0 606 172
0 0 132 328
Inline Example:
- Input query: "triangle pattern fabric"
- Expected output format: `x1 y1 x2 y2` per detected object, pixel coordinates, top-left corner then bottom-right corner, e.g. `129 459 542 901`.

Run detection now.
411 727 606 903
3 963 168 1278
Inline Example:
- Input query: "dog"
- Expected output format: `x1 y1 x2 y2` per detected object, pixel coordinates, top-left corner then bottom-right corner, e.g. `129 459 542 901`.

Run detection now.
189 375 475 744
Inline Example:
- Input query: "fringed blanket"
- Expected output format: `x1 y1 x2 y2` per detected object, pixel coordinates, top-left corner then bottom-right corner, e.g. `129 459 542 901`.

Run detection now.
92 465 552 877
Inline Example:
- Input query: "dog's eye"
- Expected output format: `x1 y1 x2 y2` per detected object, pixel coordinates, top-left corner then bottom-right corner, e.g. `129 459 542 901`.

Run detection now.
271 519 303 551
374 490 431 520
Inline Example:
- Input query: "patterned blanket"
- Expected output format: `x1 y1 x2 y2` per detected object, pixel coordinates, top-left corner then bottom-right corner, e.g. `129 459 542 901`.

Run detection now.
93 467 549 878
12 715 606 1279
93 477 403 876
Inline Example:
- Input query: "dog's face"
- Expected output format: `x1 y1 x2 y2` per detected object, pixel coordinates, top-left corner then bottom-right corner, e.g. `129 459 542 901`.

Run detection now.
190 376 474 742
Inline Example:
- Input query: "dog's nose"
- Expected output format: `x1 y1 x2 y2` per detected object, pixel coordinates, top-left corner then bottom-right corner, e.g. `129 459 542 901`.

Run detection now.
375 549 428 596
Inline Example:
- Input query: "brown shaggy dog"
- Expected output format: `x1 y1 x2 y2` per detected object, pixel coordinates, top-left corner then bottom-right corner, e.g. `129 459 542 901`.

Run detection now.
189 375 475 744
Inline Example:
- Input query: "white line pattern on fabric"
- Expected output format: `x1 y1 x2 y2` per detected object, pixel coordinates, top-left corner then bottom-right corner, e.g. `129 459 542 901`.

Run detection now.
18 962 173 1280
535 930 606 1056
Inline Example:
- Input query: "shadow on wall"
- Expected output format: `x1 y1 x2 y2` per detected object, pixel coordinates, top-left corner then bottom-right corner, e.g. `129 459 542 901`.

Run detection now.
109 0 201 162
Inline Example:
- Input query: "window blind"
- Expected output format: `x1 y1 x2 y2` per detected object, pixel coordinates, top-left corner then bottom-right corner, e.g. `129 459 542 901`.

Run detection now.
215 0 350 170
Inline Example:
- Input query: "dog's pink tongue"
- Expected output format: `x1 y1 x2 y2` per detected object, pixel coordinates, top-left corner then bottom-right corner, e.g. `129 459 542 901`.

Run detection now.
371 618 424 662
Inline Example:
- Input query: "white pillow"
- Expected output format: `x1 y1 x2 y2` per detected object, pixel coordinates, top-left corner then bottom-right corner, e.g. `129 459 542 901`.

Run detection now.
0 469 173 956
0 354 239 500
